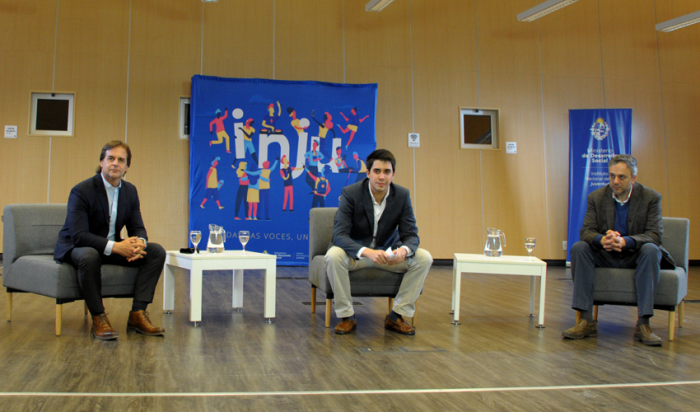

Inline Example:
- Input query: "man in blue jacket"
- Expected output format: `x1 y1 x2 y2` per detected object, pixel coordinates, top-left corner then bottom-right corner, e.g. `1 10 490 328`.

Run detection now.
325 149 432 335
55 141 166 340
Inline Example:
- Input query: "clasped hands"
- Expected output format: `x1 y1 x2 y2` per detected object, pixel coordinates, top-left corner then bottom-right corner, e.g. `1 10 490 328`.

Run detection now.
113 236 147 262
601 230 626 252
361 247 407 265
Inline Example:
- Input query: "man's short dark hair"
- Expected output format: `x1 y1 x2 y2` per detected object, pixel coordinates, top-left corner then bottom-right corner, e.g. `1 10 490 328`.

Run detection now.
609 154 637 176
366 149 396 172
96 140 132 173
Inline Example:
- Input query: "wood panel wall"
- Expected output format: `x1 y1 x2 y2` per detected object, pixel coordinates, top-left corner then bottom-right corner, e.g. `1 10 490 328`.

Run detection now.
1 0 698 260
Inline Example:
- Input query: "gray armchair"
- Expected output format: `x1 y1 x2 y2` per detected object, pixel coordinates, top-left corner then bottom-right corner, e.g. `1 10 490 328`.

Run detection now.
3 204 139 335
308 207 416 328
576 217 690 341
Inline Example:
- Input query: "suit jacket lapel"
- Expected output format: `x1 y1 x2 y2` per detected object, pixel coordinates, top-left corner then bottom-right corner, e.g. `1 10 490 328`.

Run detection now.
603 186 616 230
626 183 641 234
377 184 397 234
93 174 110 225
116 183 126 233
362 182 375 234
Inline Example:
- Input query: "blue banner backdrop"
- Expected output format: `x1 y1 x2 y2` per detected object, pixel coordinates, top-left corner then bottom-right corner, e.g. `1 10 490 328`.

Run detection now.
567 109 632 261
189 76 378 266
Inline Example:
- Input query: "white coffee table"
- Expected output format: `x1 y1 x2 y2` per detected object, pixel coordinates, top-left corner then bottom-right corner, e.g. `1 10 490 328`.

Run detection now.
452 253 547 328
162 250 277 325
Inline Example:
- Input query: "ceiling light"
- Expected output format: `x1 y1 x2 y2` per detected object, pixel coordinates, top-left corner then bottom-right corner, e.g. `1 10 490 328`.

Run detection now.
517 0 579 22
656 10 700 32
202 0 218 3
366 0 395 12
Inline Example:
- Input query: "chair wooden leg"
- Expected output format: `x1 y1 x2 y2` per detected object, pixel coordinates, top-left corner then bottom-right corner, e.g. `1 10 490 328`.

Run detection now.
56 304 63 336
679 300 684 328
593 305 599 322
325 299 332 328
311 287 316 314
388 297 394 314
576 310 581 324
668 310 676 341
6 292 12 322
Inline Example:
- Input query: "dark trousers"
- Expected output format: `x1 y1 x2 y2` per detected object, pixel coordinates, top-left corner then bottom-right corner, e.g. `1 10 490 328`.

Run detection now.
311 194 325 208
65 242 166 316
571 241 661 317
235 186 249 218
260 189 270 219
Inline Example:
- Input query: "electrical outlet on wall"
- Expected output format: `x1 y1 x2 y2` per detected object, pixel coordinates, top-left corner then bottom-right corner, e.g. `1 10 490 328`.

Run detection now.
562 241 567 250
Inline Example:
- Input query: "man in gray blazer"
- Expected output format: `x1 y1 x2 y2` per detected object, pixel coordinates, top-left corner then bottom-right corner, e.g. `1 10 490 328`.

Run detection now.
325 149 432 335
563 154 675 346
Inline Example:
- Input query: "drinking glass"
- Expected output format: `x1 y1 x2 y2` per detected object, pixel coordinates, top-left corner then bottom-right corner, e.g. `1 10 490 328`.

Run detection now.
190 230 202 254
525 237 536 259
239 230 250 254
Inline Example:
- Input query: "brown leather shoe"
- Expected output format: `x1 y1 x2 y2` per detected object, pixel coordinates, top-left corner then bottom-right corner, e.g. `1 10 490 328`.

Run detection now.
127 310 165 336
334 317 357 335
384 315 415 335
91 313 118 340
562 320 598 339
634 325 662 346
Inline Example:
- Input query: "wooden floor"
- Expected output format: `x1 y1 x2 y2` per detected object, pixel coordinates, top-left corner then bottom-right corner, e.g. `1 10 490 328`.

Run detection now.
1 261 700 411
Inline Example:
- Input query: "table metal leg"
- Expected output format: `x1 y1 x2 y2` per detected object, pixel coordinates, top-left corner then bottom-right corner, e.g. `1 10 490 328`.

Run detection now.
163 263 176 313
528 276 536 317
452 261 462 325
263 261 276 321
537 268 546 328
189 266 203 323
232 269 244 310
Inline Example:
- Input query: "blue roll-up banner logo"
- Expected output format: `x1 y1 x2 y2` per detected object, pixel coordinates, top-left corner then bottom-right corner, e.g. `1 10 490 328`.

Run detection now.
189 76 377 266
567 109 632 261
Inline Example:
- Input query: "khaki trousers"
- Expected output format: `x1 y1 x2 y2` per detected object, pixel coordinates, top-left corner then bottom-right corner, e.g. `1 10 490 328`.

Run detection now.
324 246 432 318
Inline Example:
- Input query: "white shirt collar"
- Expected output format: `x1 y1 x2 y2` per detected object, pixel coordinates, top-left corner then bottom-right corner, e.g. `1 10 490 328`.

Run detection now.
612 182 633 205
100 173 122 191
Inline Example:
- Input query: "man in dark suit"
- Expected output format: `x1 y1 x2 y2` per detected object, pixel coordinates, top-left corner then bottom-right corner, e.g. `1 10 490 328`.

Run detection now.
325 149 432 335
562 154 675 346
54 141 166 340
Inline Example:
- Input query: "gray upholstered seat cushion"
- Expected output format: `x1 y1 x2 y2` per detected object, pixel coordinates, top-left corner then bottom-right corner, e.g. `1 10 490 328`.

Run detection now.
6 256 138 299
3 204 139 301
591 217 690 309
310 255 404 296
592 267 687 308
308 207 406 298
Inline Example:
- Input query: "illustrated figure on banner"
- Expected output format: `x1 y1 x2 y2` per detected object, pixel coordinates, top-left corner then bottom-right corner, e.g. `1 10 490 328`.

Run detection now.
233 161 249 220
304 140 324 192
280 155 304 212
200 157 224 209
259 158 279 221
340 107 369 149
287 107 309 136
245 165 264 220
306 164 331 208
210 108 231 153
352 152 367 183
239 118 259 163
261 101 282 134
311 109 336 160
334 147 351 174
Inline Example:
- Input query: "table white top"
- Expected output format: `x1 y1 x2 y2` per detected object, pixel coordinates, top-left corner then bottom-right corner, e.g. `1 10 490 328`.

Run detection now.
166 250 277 261
454 253 546 266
